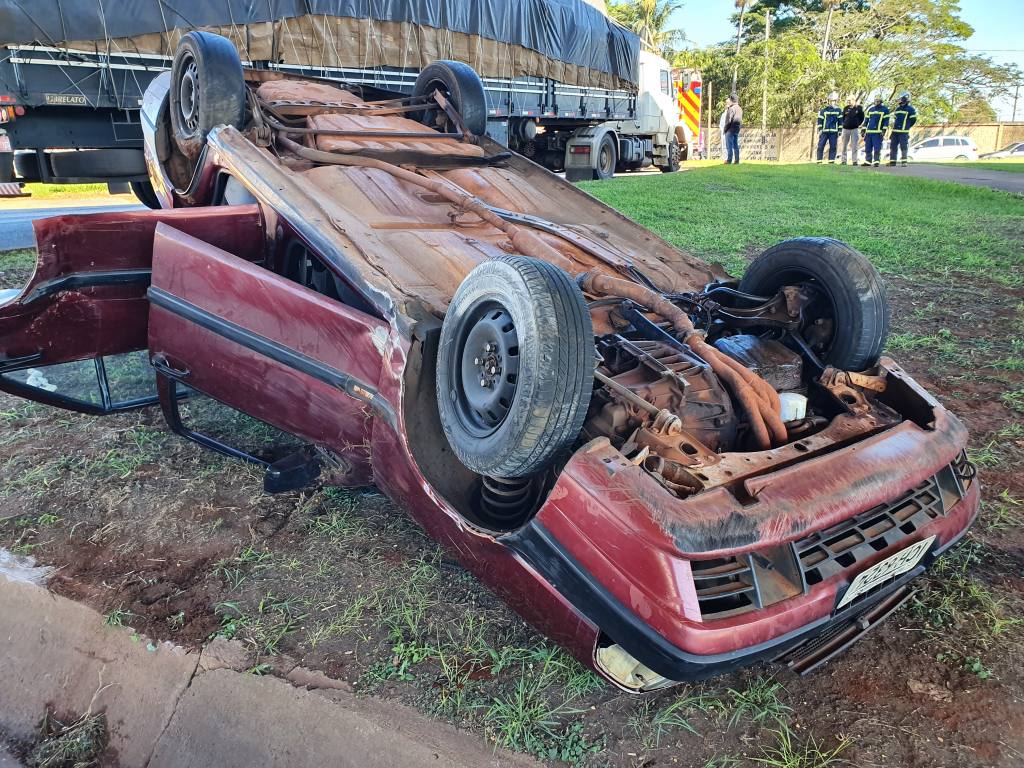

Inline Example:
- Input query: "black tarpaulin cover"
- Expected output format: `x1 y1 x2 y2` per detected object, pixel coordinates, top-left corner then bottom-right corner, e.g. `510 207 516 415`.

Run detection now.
0 0 640 88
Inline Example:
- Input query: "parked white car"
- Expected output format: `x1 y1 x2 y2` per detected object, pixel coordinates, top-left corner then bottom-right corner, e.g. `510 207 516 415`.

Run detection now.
908 135 978 161
980 141 1024 159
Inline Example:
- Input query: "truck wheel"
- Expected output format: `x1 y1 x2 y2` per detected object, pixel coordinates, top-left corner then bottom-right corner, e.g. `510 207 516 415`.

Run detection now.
595 134 617 180
659 140 681 173
48 148 146 178
739 237 890 371
436 256 593 478
169 31 246 159
130 180 162 209
413 61 487 136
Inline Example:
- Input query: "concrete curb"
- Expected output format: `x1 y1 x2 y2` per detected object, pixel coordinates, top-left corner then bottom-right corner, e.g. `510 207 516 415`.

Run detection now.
0 575 537 767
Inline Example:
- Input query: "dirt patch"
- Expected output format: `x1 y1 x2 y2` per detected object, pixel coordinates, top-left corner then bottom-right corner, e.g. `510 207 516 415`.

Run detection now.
1 276 1023 767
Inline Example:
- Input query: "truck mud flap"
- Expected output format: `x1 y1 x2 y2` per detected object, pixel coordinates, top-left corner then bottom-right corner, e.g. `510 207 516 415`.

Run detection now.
774 585 916 675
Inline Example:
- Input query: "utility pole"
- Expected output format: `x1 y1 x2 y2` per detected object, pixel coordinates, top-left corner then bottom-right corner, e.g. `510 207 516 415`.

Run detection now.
706 79 714 159
821 0 837 59
732 0 747 93
1014 83 1020 122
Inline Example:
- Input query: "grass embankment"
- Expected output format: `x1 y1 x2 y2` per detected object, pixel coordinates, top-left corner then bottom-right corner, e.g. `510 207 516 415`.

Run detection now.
580 163 1023 284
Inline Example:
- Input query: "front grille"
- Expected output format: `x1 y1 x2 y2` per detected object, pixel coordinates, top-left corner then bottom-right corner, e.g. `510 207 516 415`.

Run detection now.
691 555 759 619
691 457 970 621
795 463 966 587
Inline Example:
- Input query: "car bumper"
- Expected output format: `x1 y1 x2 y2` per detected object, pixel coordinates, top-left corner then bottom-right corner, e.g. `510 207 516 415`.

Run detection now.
508 478 977 682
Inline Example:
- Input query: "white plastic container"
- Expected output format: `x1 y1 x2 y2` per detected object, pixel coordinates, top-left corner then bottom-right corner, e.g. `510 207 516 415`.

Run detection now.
778 392 808 422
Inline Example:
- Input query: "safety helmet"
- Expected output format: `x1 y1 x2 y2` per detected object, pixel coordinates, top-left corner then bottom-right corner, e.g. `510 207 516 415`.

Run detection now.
828 91 839 101
899 91 910 102
873 93 883 103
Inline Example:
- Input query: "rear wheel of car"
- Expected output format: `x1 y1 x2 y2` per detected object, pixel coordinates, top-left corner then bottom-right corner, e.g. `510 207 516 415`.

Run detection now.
955 154 968 161
436 256 594 478
412 61 487 136
169 31 246 159
739 237 890 371
596 134 617 180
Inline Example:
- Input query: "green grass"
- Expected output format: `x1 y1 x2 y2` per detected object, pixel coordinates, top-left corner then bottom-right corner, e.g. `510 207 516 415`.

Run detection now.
0 247 36 289
580 164 1024 285
20 182 113 199
753 725 850 768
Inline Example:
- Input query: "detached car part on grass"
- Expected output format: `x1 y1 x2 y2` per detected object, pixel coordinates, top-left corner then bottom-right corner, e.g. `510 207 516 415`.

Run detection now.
0 33 978 691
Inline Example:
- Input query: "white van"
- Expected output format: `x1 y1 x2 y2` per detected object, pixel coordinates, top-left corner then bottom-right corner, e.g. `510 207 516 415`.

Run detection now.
908 135 979 161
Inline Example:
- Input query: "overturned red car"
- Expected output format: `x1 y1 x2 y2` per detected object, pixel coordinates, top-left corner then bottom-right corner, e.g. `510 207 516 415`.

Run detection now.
0 33 977 691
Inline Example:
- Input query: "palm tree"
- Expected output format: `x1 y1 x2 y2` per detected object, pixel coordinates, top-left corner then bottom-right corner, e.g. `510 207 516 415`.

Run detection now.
608 1 684 57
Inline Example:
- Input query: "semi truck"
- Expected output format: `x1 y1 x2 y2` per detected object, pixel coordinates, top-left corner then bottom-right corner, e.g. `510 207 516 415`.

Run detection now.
0 0 701 200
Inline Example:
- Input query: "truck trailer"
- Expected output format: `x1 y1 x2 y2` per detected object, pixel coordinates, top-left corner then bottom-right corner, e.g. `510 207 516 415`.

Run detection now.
0 0 699 200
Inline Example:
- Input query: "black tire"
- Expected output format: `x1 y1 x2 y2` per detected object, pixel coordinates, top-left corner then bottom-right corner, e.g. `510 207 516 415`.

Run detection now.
437 256 594 478
739 237 889 371
954 154 968 161
595 133 616 180
48 148 146 178
169 31 245 158
412 60 487 136
130 180 162 209
13 151 41 181
659 140 681 173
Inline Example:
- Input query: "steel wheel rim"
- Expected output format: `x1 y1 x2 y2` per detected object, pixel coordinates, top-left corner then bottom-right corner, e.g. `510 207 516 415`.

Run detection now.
453 300 520 436
178 53 199 133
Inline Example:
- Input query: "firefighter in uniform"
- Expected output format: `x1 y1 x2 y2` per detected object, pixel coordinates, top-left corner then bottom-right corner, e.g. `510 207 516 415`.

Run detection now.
889 92 918 166
816 92 843 164
861 95 890 167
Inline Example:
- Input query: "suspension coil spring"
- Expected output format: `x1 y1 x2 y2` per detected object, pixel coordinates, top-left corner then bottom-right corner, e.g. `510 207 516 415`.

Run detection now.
479 475 538 527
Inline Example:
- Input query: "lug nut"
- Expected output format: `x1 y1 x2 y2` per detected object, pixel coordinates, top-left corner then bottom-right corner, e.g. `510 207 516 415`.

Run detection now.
473 357 481 365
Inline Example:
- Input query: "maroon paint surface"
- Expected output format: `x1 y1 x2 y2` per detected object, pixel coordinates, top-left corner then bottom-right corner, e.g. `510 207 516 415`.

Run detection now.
0 206 263 365
148 223 387 483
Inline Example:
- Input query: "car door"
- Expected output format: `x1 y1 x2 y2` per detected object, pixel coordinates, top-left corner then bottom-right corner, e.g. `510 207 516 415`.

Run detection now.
0 205 263 414
914 138 940 159
146 222 394 484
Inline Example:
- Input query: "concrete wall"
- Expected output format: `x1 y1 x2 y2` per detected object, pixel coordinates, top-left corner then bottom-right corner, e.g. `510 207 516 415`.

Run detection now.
702 122 1024 162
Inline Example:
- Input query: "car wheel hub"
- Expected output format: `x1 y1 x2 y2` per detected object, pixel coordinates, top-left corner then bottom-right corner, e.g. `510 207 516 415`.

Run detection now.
178 56 200 132
456 303 520 432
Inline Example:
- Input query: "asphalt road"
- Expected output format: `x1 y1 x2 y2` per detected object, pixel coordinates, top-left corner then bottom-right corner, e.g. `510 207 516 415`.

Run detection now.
875 163 1024 194
0 202 144 250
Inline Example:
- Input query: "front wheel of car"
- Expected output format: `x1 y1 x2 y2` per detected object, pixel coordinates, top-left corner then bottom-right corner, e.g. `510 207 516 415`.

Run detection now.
169 31 246 159
436 256 594 478
739 237 890 371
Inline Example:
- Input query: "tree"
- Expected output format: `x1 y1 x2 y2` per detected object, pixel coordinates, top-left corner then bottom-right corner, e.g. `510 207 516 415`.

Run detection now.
607 0 685 58
952 96 996 123
684 0 1021 125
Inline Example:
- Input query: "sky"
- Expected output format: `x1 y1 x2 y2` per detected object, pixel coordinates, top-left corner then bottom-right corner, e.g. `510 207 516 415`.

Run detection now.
669 0 1024 120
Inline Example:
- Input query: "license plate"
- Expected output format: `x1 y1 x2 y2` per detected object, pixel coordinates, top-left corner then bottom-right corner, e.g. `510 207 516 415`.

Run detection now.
836 535 935 609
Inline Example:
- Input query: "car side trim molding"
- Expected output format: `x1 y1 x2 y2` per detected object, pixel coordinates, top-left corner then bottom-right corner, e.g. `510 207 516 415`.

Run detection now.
22 269 153 305
147 286 398 429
